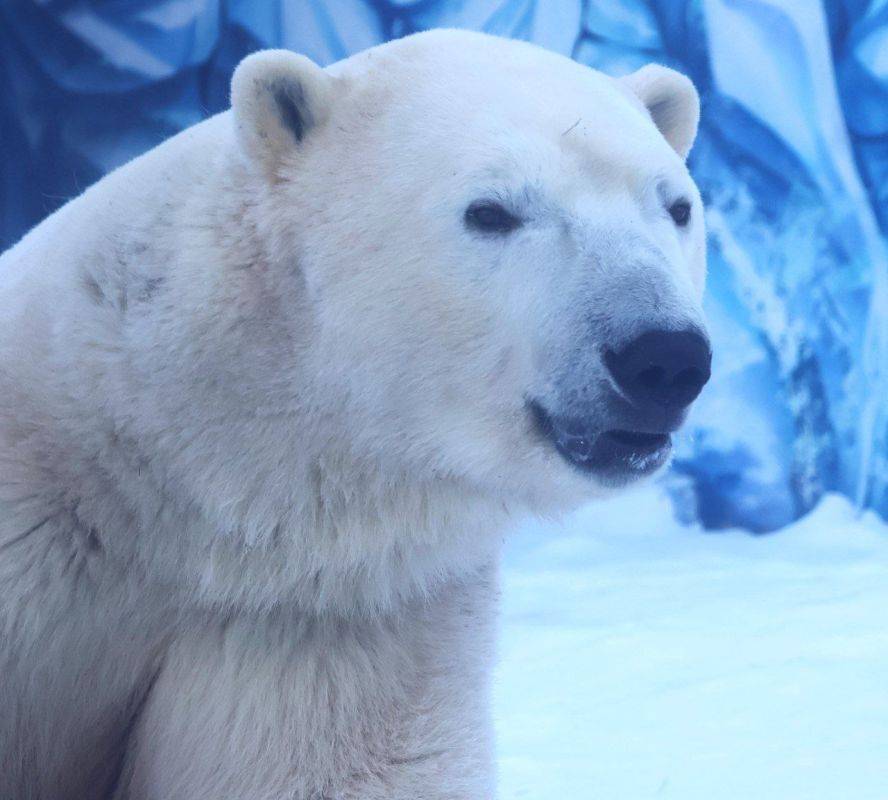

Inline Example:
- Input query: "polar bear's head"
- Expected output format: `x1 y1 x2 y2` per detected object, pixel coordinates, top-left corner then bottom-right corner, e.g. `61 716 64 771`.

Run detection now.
230 30 709 512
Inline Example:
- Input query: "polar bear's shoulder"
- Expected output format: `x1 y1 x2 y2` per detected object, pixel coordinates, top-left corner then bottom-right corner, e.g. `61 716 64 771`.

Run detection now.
0 113 235 282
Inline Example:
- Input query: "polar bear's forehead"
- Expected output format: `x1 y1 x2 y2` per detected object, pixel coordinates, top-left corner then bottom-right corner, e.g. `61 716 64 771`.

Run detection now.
335 30 634 120
330 30 673 175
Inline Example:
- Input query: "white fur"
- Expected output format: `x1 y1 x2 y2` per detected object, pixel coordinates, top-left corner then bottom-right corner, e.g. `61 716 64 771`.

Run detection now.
0 30 706 799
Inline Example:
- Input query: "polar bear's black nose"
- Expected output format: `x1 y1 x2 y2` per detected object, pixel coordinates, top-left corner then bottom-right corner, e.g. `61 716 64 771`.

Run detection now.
604 329 711 410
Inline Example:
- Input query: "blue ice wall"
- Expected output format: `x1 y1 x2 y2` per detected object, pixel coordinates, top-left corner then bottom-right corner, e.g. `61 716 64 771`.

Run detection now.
1 1 886 530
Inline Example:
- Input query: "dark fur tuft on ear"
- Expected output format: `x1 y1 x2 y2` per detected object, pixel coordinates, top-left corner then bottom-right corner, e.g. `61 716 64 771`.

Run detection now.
273 82 309 142
230 50 334 174
620 64 700 159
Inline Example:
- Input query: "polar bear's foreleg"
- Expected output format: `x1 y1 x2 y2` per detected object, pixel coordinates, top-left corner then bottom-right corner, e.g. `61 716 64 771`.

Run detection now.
116 566 499 800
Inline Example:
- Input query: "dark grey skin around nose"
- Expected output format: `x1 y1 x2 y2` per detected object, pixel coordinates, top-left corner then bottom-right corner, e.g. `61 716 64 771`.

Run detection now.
604 329 712 410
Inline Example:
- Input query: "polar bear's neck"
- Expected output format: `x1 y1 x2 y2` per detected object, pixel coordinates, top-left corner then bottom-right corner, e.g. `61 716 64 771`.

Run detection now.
0 112 509 616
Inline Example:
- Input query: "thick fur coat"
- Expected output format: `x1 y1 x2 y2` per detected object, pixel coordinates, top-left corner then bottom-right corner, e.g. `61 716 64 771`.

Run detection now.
0 30 706 799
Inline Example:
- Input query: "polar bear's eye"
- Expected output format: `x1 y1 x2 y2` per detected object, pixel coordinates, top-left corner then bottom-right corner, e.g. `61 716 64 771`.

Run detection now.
668 199 692 227
464 201 522 234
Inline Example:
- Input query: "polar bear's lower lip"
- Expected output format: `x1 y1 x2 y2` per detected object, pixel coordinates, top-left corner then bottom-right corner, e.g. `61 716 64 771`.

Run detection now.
529 401 671 478
556 428 670 474
605 429 670 451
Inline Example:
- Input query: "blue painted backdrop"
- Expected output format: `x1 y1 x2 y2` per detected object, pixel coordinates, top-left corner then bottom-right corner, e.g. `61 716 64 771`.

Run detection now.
1 1 886 531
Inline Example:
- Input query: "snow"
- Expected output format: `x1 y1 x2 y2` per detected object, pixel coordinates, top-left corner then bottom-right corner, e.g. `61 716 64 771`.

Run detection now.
495 484 888 799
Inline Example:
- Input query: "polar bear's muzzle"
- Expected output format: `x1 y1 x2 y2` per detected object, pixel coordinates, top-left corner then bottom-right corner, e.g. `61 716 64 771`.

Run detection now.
529 399 672 482
529 327 711 483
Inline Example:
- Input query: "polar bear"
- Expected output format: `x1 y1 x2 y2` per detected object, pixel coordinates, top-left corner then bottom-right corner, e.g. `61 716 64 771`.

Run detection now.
0 29 709 800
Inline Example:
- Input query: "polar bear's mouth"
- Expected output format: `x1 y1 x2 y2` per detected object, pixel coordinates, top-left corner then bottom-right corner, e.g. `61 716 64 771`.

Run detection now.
529 401 671 480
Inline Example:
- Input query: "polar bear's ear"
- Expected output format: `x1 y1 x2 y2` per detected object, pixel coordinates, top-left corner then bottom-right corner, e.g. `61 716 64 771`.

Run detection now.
231 50 334 174
620 64 699 159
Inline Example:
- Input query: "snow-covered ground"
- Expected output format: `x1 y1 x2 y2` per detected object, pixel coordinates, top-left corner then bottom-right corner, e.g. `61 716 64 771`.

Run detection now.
495 486 888 799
